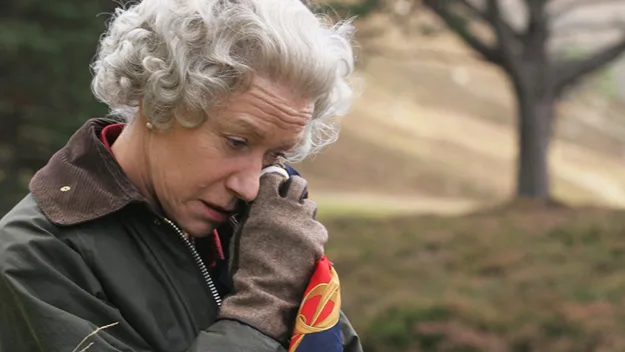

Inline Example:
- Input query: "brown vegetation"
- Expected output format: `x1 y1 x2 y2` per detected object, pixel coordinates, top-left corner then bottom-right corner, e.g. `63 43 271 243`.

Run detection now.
322 202 625 351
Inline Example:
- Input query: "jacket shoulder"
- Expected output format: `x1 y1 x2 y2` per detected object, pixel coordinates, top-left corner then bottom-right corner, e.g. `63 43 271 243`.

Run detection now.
0 194 72 269
0 193 102 263
0 193 60 236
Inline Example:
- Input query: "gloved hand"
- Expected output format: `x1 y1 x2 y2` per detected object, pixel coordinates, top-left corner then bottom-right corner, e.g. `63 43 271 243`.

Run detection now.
217 172 328 345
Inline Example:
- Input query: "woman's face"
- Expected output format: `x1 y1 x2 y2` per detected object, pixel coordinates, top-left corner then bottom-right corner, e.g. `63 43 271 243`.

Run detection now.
145 76 314 237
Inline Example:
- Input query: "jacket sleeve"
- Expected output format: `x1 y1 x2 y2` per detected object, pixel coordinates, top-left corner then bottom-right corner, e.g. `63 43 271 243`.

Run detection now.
0 208 361 352
340 311 363 352
191 311 363 352
0 215 148 351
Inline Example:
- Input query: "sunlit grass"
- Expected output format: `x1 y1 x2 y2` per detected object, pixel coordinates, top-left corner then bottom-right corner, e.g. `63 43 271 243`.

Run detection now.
313 193 482 220
316 199 418 220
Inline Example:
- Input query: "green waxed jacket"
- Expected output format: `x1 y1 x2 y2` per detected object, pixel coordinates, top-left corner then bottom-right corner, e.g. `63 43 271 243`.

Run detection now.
0 119 362 352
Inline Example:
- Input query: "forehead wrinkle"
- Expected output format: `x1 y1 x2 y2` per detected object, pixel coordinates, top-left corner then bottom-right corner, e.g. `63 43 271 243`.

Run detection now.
225 115 267 140
246 105 309 134
247 85 313 126
233 113 304 151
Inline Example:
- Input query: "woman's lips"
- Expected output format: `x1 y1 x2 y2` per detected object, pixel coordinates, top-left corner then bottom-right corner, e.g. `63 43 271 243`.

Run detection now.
200 201 232 223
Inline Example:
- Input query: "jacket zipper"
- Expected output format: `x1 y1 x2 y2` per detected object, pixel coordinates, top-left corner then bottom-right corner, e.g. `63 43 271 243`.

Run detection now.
163 218 223 307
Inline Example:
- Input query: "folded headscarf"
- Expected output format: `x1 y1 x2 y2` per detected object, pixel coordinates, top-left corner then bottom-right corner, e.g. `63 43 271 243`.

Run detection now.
279 164 343 352
289 256 342 351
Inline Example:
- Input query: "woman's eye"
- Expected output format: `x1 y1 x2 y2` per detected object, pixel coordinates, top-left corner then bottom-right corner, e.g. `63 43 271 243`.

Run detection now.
226 137 247 149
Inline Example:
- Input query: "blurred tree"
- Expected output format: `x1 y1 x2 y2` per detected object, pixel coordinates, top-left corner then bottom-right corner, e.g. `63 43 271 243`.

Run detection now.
0 0 114 215
321 0 625 200
424 0 625 199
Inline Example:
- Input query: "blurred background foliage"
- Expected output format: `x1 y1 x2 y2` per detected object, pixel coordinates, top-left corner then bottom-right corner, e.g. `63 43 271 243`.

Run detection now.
1 0 111 211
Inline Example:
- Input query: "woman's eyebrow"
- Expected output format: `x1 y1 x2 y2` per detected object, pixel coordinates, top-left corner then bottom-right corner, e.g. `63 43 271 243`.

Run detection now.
223 115 302 150
226 116 266 141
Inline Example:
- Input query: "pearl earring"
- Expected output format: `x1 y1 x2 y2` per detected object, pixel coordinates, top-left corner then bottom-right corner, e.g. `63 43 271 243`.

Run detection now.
146 122 154 130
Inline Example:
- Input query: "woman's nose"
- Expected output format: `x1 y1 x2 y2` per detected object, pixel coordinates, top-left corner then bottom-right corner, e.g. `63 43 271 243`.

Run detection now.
225 167 261 202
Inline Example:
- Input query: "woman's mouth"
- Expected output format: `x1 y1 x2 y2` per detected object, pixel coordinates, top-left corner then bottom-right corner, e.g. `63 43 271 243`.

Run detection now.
200 201 232 223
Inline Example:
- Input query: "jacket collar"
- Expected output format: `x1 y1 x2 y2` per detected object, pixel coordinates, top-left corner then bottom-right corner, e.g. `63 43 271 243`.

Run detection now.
29 118 147 226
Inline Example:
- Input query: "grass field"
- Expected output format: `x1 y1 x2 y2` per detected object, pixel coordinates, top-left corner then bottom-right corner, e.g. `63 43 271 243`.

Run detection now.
321 202 625 351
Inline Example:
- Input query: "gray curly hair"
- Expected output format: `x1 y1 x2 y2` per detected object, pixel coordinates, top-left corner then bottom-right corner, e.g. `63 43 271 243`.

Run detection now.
90 0 357 162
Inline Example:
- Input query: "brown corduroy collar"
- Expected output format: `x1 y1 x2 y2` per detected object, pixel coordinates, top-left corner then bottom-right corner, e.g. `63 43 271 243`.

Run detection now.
29 118 147 226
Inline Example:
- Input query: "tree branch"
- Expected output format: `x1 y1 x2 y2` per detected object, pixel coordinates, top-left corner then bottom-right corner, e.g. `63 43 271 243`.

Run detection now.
551 0 622 22
553 35 625 96
423 0 502 64
485 0 522 73
461 0 523 43
523 0 549 59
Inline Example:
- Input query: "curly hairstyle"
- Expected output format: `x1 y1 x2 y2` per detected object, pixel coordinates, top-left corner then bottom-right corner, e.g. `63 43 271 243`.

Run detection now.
90 0 357 161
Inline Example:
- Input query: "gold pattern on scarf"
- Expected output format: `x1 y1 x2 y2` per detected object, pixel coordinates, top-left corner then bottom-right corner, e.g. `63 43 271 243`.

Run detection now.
288 266 341 351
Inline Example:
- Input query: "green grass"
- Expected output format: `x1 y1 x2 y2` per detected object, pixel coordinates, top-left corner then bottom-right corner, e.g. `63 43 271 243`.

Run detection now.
322 201 625 351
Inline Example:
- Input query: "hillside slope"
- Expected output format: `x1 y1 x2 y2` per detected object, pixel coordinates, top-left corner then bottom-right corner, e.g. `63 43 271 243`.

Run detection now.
297 28 625 212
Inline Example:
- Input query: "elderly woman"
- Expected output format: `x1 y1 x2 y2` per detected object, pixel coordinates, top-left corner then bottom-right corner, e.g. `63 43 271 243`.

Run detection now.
0 0 362 351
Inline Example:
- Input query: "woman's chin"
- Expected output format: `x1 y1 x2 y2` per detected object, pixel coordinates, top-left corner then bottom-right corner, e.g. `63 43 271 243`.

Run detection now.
183 218 218 238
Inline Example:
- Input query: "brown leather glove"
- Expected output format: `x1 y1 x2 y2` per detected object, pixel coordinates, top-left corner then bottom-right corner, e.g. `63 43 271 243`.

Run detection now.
217 173 328 345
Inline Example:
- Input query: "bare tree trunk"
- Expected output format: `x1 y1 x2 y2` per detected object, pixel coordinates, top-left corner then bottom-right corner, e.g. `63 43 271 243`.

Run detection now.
514 80 555 199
